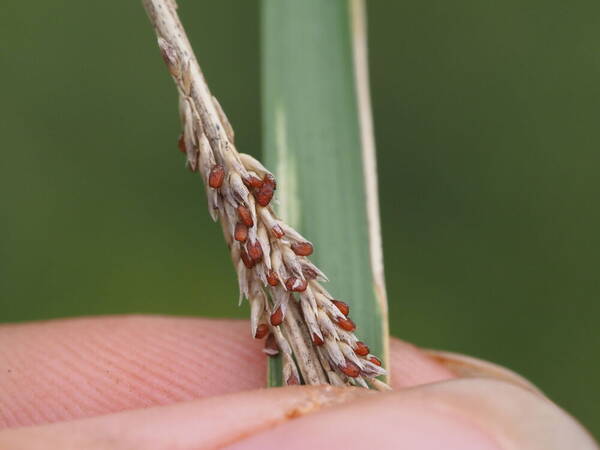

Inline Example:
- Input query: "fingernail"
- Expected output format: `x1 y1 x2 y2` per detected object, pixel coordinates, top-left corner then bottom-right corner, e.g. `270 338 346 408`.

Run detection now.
423 349 544 396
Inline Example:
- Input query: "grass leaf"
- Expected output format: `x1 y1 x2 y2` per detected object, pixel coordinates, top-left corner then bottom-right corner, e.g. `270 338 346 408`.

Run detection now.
262 0 389 387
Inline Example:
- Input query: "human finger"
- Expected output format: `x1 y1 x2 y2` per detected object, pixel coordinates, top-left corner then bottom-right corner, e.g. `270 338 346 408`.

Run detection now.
0 385 369 449
0 315 453 428
230 378 598 450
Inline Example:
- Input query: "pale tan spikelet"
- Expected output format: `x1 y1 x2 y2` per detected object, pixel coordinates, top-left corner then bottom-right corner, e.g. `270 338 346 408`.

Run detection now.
143 0 388 389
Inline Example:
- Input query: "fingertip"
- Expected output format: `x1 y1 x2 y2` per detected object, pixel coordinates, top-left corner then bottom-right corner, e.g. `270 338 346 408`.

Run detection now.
0 315 266 428
0 385 373 449
388 338 456 388
423 349 544 396
229 384 500 450
228 378 598 450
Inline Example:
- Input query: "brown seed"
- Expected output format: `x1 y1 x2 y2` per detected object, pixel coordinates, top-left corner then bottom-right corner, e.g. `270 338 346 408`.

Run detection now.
240 246 255 269
267 269 279 286
243 174 263 189
286 373 300 385
254 323 269 339
177 134 186 153
332 300 350 316
255 182 274 207
340 359 361 378
208 164 225 188
263 333 279 356
285 277 308 292
270 306 284 326
354 341 370 356
369 356 382 366
234 222 248 242
246 240 263 263
291 242 313 256
237 205 254 227
312 333 324 346
271 224 285 238
336 317 356 332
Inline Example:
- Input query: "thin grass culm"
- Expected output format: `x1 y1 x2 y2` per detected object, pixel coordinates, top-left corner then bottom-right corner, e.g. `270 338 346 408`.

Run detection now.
143 0 389 390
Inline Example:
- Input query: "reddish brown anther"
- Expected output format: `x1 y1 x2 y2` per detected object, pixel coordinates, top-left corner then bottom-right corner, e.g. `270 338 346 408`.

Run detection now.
255 182 274 207
240 246 255 269
254 323 269 339
208 164 225 188
286 373 300 385
243 174 263 189
177 134 186 153
263 173 277 189
369 356 382 366
237 205 254 227
234 222 248 242
302 266 318 280
340 359 361 378
270 306 284 326
336 316 356 332
312 333 324 346
271 224 285 238
354 341 370 356
267 269 279 286
291 242 313 256
246 240 263 263
332 300 350 316
264 333 279 356
285 277 308 292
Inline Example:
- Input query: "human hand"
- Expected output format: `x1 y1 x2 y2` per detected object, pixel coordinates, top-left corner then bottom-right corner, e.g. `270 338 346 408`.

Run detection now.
0 316 596 449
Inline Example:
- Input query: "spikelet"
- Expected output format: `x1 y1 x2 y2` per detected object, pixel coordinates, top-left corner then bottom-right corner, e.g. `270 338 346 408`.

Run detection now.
144 0 388 390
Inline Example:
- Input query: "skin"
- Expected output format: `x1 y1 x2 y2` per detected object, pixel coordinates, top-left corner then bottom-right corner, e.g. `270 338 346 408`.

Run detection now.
0 315 596 449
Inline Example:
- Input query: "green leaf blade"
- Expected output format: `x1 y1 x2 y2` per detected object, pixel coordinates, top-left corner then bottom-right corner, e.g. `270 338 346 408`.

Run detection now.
262 0 388 387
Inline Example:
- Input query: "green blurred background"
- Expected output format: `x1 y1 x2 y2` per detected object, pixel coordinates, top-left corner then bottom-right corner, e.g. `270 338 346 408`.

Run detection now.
1 0 598 436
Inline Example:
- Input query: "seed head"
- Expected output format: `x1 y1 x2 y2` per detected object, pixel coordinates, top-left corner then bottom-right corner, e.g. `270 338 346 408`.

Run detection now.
153 20 388 390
